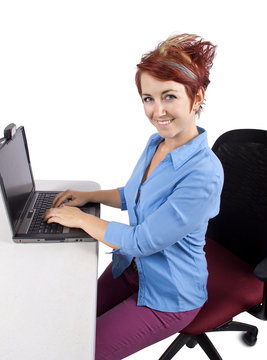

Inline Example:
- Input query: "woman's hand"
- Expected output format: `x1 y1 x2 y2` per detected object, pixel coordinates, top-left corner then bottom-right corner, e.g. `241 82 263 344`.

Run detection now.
43 204 119 250
52 189 90 208
43 205 87 228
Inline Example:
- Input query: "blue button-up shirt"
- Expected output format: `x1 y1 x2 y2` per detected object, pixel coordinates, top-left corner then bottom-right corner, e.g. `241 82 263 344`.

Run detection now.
104 127 224 312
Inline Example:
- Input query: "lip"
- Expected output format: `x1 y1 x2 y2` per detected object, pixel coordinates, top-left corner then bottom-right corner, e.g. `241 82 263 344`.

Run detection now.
155 119 174 127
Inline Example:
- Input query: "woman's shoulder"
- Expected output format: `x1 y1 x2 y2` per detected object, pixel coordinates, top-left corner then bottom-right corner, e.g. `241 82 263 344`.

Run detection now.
189 146 224 190
203 146 224 178
176 141 224 188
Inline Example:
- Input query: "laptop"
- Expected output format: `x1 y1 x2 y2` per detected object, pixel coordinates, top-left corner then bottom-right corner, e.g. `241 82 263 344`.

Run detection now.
0 124 100 243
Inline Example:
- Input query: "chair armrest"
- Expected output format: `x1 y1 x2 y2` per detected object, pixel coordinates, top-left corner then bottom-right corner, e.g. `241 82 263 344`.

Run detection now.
254 256 267 282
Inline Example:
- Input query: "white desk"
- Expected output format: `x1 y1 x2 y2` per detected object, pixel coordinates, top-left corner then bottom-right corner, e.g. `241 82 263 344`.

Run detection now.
0 180 100 360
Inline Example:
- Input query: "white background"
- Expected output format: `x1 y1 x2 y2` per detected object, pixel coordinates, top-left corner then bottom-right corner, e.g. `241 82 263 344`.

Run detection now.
0 0 266 359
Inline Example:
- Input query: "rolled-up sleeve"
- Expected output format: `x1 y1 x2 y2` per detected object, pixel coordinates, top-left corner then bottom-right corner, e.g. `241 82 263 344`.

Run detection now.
118 187 127 211
105 171 222 257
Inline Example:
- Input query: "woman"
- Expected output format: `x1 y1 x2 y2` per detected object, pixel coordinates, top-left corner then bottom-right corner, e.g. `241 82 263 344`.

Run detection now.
44 33 224 359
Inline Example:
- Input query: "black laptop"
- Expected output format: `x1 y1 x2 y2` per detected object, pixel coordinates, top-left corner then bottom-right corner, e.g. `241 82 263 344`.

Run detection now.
0 125 99 243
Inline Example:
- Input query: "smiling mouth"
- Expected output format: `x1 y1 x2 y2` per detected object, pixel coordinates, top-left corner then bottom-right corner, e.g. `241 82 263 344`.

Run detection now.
156 119 174 126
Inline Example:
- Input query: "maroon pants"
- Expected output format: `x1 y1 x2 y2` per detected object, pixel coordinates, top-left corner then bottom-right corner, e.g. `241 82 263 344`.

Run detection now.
95 263 201 359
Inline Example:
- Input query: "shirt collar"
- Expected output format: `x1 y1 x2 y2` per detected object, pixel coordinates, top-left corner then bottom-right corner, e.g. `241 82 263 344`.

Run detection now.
150 127 209 170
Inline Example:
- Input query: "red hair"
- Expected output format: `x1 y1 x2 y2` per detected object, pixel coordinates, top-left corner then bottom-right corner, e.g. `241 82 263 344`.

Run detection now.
135 34 217 115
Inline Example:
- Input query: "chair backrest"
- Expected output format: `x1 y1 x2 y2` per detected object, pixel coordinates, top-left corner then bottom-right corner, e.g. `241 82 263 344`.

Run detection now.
206 129 267 268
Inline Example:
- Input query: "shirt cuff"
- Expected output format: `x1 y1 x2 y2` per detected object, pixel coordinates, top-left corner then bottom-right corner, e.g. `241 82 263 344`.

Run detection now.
104 221 132 253
118 187 127 211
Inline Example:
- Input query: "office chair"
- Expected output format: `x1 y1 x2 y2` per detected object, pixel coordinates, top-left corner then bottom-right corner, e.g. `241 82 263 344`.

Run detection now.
159 129 267 360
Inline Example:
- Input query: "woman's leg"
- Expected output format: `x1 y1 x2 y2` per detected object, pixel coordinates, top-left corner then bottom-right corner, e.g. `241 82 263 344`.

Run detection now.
95 290 201 360
97 262 138 317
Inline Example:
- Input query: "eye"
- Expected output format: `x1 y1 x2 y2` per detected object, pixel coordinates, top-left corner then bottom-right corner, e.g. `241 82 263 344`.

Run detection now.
143 96 153 103
164 94 177 101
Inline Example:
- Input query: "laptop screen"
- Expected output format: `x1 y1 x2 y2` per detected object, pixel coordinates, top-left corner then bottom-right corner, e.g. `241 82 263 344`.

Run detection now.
0 127 34 231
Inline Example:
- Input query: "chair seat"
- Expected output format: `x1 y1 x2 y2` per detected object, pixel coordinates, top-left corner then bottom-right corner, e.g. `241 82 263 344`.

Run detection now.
182 237 264 335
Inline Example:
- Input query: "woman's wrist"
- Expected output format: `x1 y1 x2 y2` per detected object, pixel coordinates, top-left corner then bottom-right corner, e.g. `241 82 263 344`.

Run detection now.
79 212 119 249
79 212 108 241
78 211 91 230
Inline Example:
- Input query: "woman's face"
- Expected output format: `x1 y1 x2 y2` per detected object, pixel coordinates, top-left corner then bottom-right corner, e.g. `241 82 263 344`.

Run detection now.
140 72 202 145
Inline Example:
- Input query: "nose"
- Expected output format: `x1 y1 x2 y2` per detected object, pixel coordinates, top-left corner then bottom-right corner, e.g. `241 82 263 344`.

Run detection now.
153 101 167 118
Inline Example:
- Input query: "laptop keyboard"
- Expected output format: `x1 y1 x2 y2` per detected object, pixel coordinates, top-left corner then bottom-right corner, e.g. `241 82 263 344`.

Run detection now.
28 193 64 234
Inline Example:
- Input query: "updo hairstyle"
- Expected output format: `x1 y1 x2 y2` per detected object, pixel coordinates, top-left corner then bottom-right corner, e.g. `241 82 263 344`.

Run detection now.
135 34 217 115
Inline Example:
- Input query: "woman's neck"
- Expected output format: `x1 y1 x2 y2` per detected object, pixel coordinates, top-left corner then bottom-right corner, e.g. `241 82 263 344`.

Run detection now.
160 125 199 154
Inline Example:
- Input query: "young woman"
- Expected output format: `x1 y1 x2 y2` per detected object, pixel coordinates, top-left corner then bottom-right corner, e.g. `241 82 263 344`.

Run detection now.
44 33 224 359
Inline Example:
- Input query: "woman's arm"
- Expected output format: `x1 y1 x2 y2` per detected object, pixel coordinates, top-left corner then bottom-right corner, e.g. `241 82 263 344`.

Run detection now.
87 189 122 208
52 188 122 209
80 213 120 249
104 171 223 257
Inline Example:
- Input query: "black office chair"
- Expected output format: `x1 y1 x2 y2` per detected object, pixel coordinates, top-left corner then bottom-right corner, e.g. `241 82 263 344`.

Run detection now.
159 129 267 360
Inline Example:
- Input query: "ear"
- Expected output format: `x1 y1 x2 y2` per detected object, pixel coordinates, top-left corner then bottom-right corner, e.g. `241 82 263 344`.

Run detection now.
193 86 205 112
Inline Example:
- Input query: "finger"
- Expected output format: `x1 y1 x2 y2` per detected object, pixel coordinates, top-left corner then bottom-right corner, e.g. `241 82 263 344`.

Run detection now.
47 216 62 225
42 210 52 222
52 194 66 208
53 191 70 208
42 209 50 221
52 193 63 208
63 200 78 207
43 208 59 221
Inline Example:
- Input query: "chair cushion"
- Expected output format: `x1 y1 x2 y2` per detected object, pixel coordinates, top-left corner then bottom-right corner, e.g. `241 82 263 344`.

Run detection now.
182 237 264 335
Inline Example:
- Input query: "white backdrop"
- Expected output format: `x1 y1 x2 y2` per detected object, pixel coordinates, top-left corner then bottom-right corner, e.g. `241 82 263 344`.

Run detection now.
0 1 266 359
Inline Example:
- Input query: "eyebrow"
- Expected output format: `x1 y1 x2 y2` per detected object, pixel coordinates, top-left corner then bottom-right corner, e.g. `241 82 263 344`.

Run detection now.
142 89 178 97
